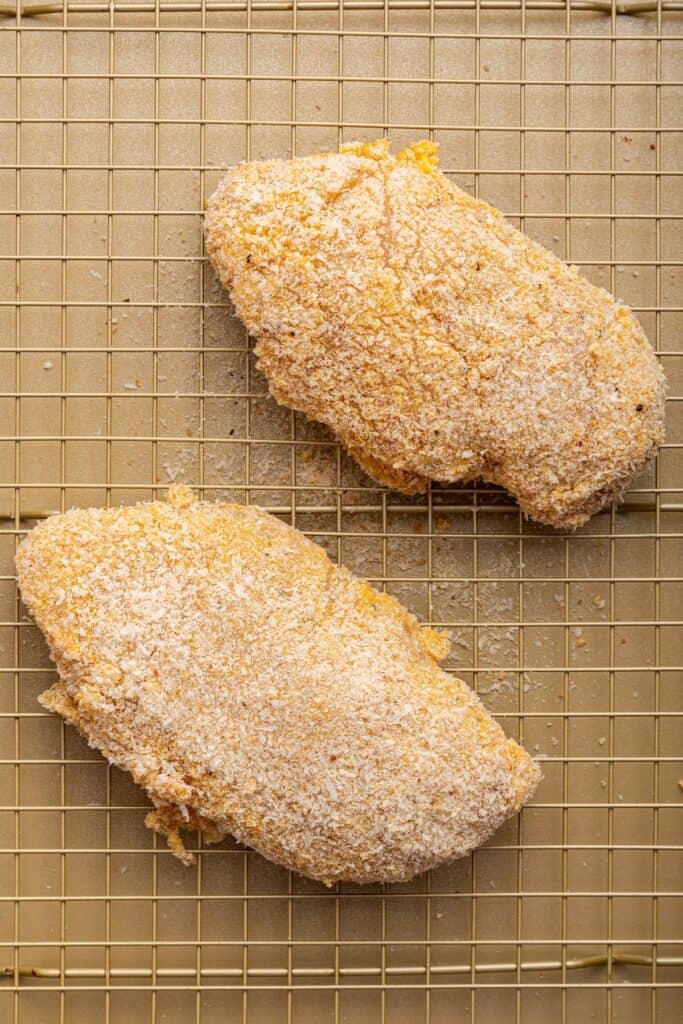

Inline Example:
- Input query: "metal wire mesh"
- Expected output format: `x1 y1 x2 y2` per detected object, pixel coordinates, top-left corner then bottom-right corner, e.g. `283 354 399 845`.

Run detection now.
0 1 681 1021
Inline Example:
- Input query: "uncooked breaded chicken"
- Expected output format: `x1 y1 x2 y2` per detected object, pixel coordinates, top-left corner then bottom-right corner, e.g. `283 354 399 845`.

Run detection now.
205 139 665 529
16 486 539 885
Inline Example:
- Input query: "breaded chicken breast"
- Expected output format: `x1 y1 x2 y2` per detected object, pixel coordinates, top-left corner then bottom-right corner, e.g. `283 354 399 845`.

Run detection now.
16 485 540 885
205 139 665 529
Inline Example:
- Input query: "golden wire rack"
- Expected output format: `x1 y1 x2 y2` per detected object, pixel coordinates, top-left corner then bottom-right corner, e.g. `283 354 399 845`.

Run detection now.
1 1 681 1021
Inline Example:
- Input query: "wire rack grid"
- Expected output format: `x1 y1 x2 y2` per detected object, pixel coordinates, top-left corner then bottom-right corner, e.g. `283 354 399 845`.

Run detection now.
0 1 681 1022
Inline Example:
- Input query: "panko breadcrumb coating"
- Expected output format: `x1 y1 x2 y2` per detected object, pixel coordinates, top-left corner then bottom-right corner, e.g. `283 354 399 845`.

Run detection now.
205 139 665 529
16 485 540 885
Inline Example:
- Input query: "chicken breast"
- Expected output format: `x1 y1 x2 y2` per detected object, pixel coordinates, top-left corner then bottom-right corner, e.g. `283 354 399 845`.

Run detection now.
205 139 665 529
16 485 539 885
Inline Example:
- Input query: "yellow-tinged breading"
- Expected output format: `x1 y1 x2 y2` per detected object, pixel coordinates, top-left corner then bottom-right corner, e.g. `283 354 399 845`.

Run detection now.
205 139 666 529
16 486 540 885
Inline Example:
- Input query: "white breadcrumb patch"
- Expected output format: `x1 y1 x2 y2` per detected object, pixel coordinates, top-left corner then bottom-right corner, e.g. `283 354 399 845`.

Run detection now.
15 485 540 886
